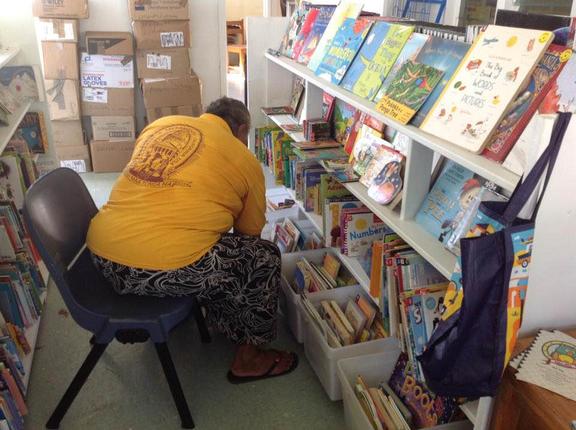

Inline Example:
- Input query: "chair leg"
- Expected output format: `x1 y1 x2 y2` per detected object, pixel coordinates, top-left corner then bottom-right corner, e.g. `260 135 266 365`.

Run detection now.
155 342 195 429
191 300 211 344
46 343 108 429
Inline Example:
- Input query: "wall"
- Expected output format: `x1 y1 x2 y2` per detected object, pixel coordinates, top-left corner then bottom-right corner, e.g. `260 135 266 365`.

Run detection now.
226 0 263 20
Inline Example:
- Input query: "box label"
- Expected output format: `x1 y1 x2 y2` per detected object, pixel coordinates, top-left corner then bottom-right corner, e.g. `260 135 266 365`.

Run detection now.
146 53 172 70
160 32 185 48
80 53 134 89
60 159 87 173
82 87 108 104
108 131 133 139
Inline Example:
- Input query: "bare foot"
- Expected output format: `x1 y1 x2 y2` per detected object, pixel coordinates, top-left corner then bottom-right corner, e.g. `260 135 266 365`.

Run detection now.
230 344 297 377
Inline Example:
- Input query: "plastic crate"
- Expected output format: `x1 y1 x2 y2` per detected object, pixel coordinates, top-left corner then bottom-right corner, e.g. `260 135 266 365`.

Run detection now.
300 285 399 400
337 352 473 430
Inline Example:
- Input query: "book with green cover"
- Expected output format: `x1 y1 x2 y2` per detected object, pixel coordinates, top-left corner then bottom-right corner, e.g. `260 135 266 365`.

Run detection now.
317 173 351 216
340 23 414 100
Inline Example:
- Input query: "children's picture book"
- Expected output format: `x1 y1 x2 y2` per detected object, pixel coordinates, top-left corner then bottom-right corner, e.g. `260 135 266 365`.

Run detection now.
307 0 364 72
303 168 325 212
366 152 405 205
323 253 341 281
415 160 492 247
321 92 336 121
279 2 311 57
340 23 413 100
0 156 26 210
291 140 340 150
376 60 444 124
552 53 576 113
420 25 554 153
360 141 402 187
341 207 387 257
345 114 385 155
318 173 351 215
0 66 39 104
315 18 373 84
261 106 293 115
15 112 48 154
292 146 348 161
410 37 471 127
324 197 363 247
297 6 336 65
332 168 360 183
482 45 571 161
289 77 306 115
373 33 430 102
291 7 320 61
333 99 357 143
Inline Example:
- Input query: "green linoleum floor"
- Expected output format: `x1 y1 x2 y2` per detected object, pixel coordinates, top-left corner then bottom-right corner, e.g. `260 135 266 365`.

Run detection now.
24 282 346 430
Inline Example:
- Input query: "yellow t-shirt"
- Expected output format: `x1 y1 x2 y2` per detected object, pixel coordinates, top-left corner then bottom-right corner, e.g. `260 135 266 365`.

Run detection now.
87 114 266 270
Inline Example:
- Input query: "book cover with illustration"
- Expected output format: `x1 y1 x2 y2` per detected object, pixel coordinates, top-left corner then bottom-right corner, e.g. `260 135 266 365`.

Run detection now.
415 160 490 247
410 37 471 127
307 0 364 72
366 150 405 205
373 33 430 102
324 197 363 248
16 112 48 154
420 25 554 153
303 168 325 212
333 99 357 143
340 23 413 100
291 7 320 61
297 6 336 65
0 66 39 104
482 45 571 161
315 18 373 85
344 113 385 155
279 2 311 57
376 60 444 124
318 174 351 215
553 53 576 113
340 207 387 257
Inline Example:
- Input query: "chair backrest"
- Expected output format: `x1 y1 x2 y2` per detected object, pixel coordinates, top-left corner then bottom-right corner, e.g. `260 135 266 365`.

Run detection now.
23 168 98 277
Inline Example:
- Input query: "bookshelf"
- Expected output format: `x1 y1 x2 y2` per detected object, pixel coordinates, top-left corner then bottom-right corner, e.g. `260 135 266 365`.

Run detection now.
0 47 19 70
268 113 305 142
22 290 47 392
0 100 32 154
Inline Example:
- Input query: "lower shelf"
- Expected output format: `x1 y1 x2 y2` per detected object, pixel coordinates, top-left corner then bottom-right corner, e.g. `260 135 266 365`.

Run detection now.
22 290 47 393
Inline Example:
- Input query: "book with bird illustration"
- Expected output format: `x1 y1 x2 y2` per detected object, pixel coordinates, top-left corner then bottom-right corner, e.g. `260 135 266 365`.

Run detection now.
376 60 443 124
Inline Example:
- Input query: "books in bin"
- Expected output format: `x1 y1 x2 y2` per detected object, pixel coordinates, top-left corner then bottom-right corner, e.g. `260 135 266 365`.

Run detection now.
340 23 413 100
420 25 554 154
297 6 336 65
314 18 372 85
340 207 387 257
376 60 444 125
410 37 471 127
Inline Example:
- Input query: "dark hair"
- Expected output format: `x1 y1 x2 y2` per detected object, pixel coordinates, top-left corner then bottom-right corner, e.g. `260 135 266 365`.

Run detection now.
205 97 251 134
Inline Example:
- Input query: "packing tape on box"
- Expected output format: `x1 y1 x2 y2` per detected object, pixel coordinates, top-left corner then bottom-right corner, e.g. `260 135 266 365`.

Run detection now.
52 20 66 38
46 79 67 109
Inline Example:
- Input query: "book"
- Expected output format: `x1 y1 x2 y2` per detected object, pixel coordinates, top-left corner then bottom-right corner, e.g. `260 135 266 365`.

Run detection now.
318 174 350 216
307 0 364 72
344 112 385 155
278 2 311 58
291 8 320 61
292 146 348 162
482 45 571 161
322 253 341 281
261 106 293 115
323 197 363 247
0 156 26 211
376 60 444 125
351 133 391 177
291 140 340 151
315 18 373 85
378 382 413 426
421 25 554 153
15 112 48 154
553 53 576 113
303 168 325 212
289 77 306 116
355 293 377 329
373 32 431 102
415 160 493 247
340 23 413 100
341 207 387 257
360 141 403 187
319 300 353 345
321 92 336 122
333 99 357 144
0 66 39 104
355 377 384 430
345 300 367 338
366 151 404 205
297 6 337 65
410 37 471 126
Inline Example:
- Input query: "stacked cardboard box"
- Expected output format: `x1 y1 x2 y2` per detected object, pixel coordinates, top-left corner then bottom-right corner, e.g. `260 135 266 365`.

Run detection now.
80 32 137 173
33 0 89 172
128 0 202 123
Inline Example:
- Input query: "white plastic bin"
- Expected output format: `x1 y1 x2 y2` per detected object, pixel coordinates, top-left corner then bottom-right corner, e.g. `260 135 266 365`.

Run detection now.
337 352 473 430
300 285 400 400
280 249 358 343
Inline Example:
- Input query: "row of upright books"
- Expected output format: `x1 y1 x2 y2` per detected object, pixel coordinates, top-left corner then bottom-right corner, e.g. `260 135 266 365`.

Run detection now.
276 0 576 166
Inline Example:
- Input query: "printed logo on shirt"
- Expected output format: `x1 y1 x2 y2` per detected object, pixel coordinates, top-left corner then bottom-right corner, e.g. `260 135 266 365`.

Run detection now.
125 124 203 187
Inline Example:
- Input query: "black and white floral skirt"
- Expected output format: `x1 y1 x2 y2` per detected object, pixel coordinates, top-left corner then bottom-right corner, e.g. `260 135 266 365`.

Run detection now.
91 234 281 346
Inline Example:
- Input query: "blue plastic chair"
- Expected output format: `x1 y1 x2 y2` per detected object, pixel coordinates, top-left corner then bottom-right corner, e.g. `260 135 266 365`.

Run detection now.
23 168 211 429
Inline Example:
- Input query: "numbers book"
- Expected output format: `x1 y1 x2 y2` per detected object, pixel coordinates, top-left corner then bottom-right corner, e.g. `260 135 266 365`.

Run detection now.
410 37 471 127
376 60 444 124
482 44 571 161
291 7 320 61
297 6 336 65
373 33 430 102
340 207 387 257
279 2 311 58
333 99 357 143
340 23 413 100
307 0 364 72
420 25 554 153
324 197 363 247
315 18 373 85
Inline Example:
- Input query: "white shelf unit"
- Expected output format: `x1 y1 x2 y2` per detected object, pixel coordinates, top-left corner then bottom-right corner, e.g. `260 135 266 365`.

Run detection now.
268 113 306 142
0 47 19 69
0 100 32 154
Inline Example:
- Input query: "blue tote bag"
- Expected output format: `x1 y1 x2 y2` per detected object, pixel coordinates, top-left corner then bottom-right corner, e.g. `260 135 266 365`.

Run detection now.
418 112 572 398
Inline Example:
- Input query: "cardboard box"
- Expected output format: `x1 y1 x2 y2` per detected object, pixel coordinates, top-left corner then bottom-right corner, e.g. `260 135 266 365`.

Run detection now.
44 79 80 121
36 18 79 42
91 116 135 141
90 140 135 173
41 42 79 80
133 20 190 50
136 48 190 79
128 0 189 21
52 120 84 147
142 75 201 109
33 0 89 19
146 105 202 122
81 87 134 116
56 144 91 173
80 53 135 89
86 32 134 56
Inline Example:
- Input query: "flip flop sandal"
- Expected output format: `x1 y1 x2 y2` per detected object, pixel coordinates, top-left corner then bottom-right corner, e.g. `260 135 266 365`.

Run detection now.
226 351 299 384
